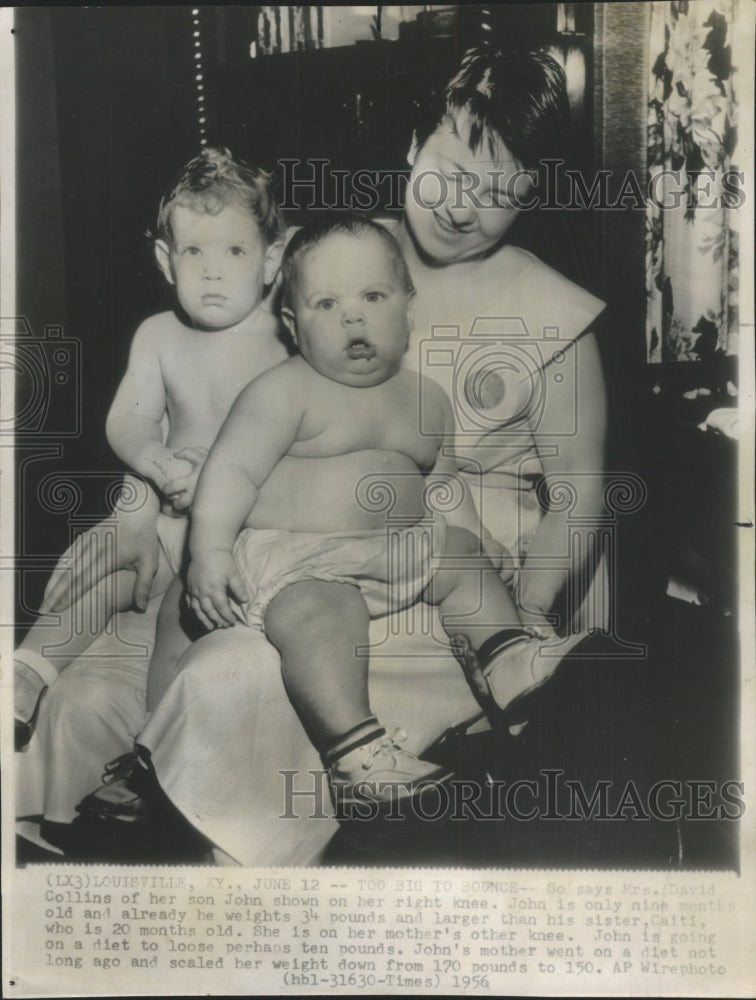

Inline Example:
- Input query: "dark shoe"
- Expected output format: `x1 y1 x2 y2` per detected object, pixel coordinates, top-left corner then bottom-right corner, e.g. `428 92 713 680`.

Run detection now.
71 750 212 863
76 750 154 824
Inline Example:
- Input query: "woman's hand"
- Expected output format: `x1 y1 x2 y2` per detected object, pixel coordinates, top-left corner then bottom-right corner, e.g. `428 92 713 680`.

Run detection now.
186 550 249 630
163 446 209 513
520 331 607 624
41 475 161 614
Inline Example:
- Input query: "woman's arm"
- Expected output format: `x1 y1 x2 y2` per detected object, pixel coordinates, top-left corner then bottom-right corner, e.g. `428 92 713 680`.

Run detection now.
41 475 161 613
427 382 513 574
517 331 607 627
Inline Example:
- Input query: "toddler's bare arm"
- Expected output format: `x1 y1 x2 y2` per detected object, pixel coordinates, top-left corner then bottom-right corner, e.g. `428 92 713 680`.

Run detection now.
106 319 192 493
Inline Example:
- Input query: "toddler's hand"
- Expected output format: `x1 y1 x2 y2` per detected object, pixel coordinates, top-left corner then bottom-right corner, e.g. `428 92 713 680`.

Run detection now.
186 549 248 630
164 447 209 513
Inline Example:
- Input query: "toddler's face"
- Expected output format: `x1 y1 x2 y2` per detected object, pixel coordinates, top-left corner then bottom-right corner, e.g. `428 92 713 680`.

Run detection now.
156 203 276 330
404 110 534 265
284 231 413 387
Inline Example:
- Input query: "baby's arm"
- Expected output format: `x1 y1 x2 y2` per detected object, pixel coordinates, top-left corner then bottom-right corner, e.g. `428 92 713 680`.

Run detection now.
187 362 304 628
106 319 192 494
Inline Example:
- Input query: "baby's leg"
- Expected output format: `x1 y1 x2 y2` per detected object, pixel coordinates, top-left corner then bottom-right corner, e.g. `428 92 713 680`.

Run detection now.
265 580 451 811
426 526 576 727
146 575 194 713
265 580 371 746
423 526 522 647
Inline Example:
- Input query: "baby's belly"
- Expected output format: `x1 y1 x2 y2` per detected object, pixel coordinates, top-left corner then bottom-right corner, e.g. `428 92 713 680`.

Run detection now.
248 450 428 532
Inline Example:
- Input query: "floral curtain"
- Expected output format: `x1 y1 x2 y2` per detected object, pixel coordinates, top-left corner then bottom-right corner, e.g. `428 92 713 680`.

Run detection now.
646 0 741 363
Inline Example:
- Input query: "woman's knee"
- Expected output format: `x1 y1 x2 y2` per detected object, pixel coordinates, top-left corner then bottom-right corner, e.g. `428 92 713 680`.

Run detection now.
175 626 281 694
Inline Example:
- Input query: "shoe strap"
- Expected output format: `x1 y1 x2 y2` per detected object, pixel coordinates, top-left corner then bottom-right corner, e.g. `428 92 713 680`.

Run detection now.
477 627 538 668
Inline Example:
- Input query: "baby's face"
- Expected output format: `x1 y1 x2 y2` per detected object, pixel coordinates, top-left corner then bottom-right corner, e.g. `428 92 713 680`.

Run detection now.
157 203 273 330
285 231 413 387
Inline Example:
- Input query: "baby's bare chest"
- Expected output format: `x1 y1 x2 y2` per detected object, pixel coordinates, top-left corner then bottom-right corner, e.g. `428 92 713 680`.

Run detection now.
295 382 441 471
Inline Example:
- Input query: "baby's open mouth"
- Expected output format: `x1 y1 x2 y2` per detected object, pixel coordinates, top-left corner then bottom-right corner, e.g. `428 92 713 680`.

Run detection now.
346 338 375 361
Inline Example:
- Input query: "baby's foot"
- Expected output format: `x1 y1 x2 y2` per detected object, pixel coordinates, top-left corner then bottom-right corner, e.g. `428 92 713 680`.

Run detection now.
485 637 555 723
487 627 590 725
329 729 452 822
454 628 585 731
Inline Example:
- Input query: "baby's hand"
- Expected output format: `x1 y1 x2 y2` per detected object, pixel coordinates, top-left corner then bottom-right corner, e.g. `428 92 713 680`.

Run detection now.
164 447 209 513
186 549 248 630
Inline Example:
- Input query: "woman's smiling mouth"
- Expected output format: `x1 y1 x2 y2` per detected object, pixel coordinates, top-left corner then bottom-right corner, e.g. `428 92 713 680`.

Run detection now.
432 211 475 237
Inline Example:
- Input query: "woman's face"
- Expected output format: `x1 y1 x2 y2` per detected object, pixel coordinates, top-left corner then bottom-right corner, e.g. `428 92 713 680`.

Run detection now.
404 111 535 265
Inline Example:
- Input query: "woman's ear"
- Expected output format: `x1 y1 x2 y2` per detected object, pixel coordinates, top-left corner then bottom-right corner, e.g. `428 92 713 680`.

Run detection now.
154 240 174 285
264 238 285 287
407 131 420 167
280 306 298 344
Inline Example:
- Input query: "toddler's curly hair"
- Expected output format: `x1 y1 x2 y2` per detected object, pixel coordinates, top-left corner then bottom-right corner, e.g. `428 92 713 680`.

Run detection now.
156 147 284 246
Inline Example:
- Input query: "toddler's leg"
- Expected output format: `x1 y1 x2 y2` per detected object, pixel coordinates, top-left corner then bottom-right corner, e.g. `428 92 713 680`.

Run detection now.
15 556 173 749
146 575 194 713
15 570 138 746
265 580 451 817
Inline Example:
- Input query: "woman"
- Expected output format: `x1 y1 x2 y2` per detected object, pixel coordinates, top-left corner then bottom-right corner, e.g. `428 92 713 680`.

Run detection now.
17 48 606 864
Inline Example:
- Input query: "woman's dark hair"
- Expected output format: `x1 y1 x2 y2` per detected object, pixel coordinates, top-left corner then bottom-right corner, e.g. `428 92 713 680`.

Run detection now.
414 47 569 169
